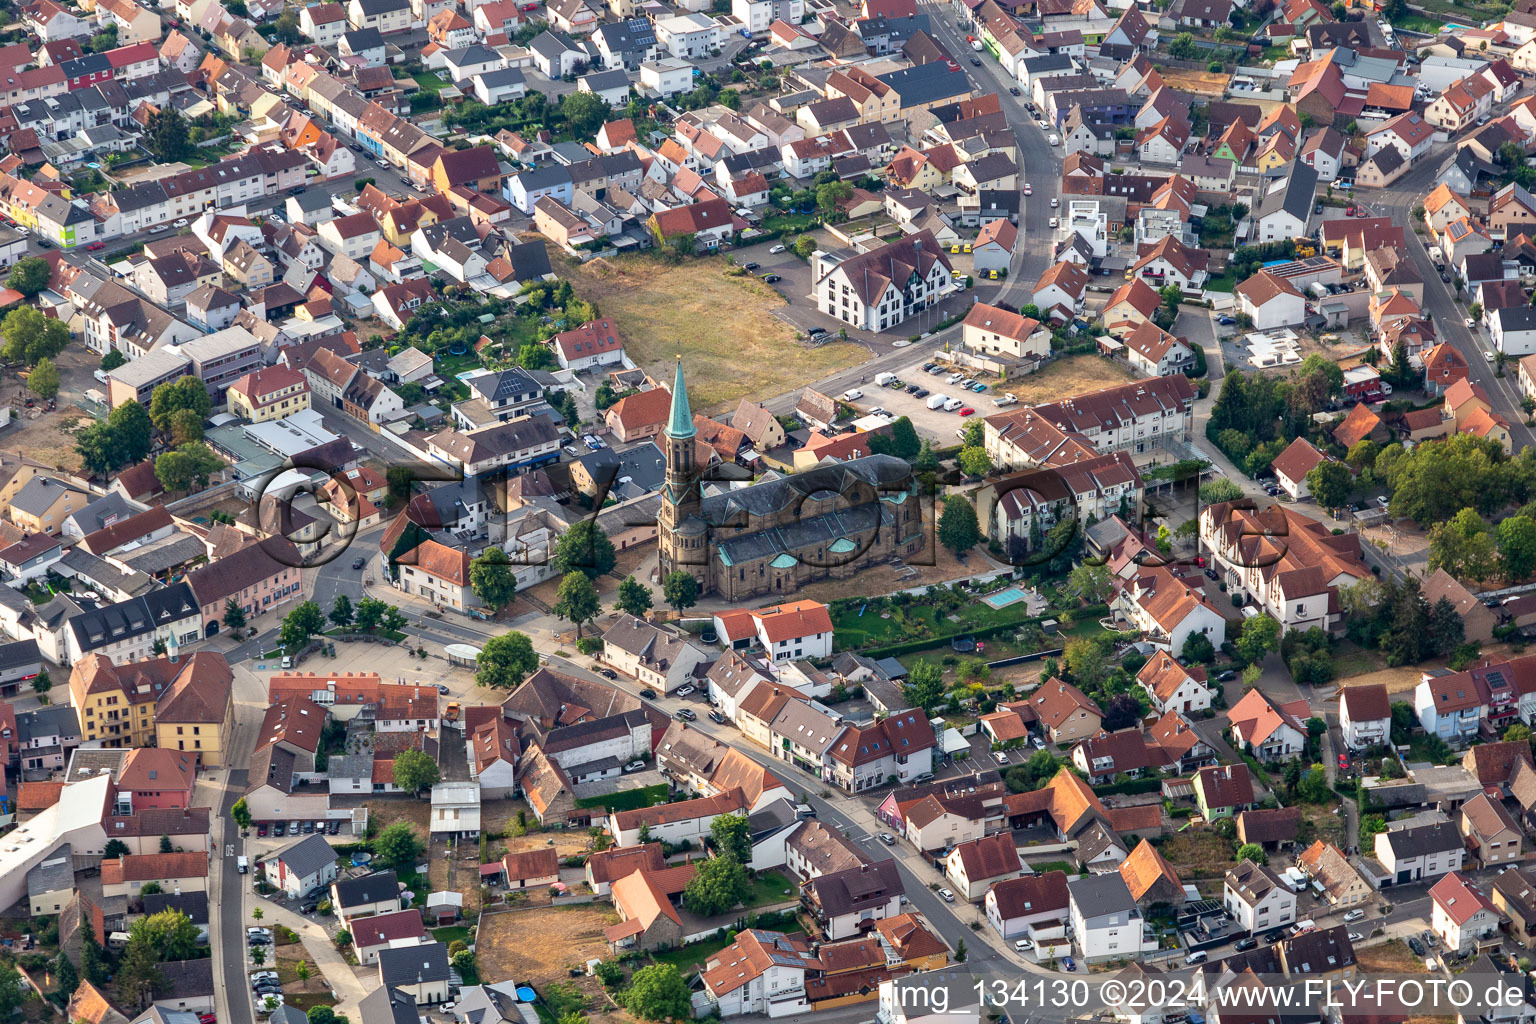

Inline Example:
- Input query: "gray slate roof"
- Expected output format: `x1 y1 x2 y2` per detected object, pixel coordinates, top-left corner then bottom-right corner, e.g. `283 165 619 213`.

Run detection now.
274 832 338 879
378 941 450 985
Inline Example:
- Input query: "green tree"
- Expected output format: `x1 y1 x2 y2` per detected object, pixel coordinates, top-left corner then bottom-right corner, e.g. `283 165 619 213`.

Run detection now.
1181 633 1216 664
231 798 251 830
1428 596 1466 658
914 439 940 473
551 519 617 578
1305 460 1354 510
25 356 59 399
115 938 166 1010
469 546 519 611
270 7 302 42
1236 843 1267 865
1236 613 1281 666
104 838 129 860
374 821 425 870
154 442 222 492
615 575 652 618
1429 507 1499 581
1298 764 1331 803
100 349 126 372
149 375 212 434
353 597 386 632
868 416 921 459
223 600 247 632
1500 514 1536 580
391 748 440 795
128 909 200 962
53 953 79 1002
31 666 48 695
1168 31 1197 58
562 91 610 135
475 631 539 690
79 918 107 985
555 571 601 636
108 399 153 464
792 234 817 259
451 949 476 977
1066 563 1112 604
279 600 325 650
621 965 692 1021
147 106 192 162
681 854 749 915
958 445 992 476
329 594 353 629
903 660 944 710
816 180 853 214
5 256 48 296
710 812 752 863
662 570 699 613
938 497 980 554
160 834 174 854
1064 635 1110 692
1 305 68 365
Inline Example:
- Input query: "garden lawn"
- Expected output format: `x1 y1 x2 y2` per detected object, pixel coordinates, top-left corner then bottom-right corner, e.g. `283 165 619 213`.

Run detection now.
413 71 451 93
432 926 472 946
831 595 1035 649
649 934 738 975
744 871 794 909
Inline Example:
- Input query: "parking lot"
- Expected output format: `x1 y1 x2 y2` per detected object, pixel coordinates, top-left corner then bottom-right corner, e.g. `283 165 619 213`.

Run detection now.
842 355 1016 441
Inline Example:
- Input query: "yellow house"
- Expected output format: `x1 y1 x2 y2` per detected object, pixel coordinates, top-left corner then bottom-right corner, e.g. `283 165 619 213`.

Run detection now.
69 653 162 749
226 366 311 423
223 241 274 289
11 477 87 535
152 651 235 767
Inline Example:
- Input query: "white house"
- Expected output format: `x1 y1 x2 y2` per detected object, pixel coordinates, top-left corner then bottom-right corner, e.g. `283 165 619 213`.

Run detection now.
1236 270 1306 330
814 231 952 332
1223 861 1297 934
1067 873 1158 962
1375 821 1466 885
609 790 746 848
1491 305 1536 357
1269 437 1328 502
944 833 1021 902
700 929 815 1018
654 12 719 58
640 57 693 97
1339 683 1390 751
429 781 481 839
1227 689 1309 762
1135 651 1212 716
1429 872 1501 953
985 870 1070 940
261 833 339 898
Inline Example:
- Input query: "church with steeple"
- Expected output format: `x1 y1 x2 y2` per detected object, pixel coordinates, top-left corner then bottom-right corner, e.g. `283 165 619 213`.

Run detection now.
656 360 925 601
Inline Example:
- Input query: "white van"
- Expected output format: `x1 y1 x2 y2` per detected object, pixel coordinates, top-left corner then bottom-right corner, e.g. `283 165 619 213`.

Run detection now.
874 371 897 386
842 388 863 402
237 856 249 874
1047 133 1060 146
943 396 964 412
926 393 948 410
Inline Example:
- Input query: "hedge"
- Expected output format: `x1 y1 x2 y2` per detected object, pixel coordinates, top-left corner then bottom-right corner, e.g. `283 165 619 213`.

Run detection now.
575 784 669 812
1091 777 1164 797
859 604 1109 660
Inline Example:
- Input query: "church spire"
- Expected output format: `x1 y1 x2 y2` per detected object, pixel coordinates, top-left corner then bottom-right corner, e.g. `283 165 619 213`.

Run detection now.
666 356 695 439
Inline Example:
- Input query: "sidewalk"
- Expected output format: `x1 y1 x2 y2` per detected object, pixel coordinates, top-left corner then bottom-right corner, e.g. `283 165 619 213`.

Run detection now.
251 898 373 1021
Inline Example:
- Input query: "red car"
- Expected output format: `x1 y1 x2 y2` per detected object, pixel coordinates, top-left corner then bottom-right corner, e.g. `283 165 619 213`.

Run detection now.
959 407 975 416
86 241 105 250
199 1014 216 1024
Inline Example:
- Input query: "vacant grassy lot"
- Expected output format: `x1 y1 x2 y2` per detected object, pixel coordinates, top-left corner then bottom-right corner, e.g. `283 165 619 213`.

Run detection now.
478 905 620 988
831 589 1036 649
1157 829 1236 881
1004 355 1134 406
365 797 430 839
558 251 863 411
1359 939 1429 973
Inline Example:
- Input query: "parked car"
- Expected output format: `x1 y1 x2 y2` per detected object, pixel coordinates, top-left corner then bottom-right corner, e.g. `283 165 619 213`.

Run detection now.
599 668 618 679
1233 938 1258 952
769 244 786 254
708 710 727 724
86 241 105 251
993 751 1008 764
623 760 646 773
743 262 760 271
257 823 269 837
842 388 864 401
938 888 956 902
1217 315 1237 325
959 407 975 416
1062 957 1076 971
1408 937 1426 956
1216 670 1237 682
1343 909 1364 922
763 274 780 283
640 688 657 699
676 684 696 697
879 832 896 846
675 708 697 721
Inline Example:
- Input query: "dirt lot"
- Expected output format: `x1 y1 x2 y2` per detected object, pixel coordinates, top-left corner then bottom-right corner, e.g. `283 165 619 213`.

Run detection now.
556 251 864 412
274 940 334 1011
502 830 592 859
478 904 621 991
1155 68 1231 96
365 797 431 839
429 840 485 916
1156 829 1236 881
1358 939 1430 972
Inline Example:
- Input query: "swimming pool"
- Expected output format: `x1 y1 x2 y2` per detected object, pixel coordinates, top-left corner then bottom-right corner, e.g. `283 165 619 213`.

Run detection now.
984 587 1026 609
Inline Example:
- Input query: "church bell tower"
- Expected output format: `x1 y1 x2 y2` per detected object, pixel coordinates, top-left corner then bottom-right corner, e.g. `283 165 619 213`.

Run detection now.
659 358 702 547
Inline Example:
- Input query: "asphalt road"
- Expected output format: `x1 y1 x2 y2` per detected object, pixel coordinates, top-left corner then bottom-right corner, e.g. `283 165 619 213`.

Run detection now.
217 768 254 1024
1372 150 1536 446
